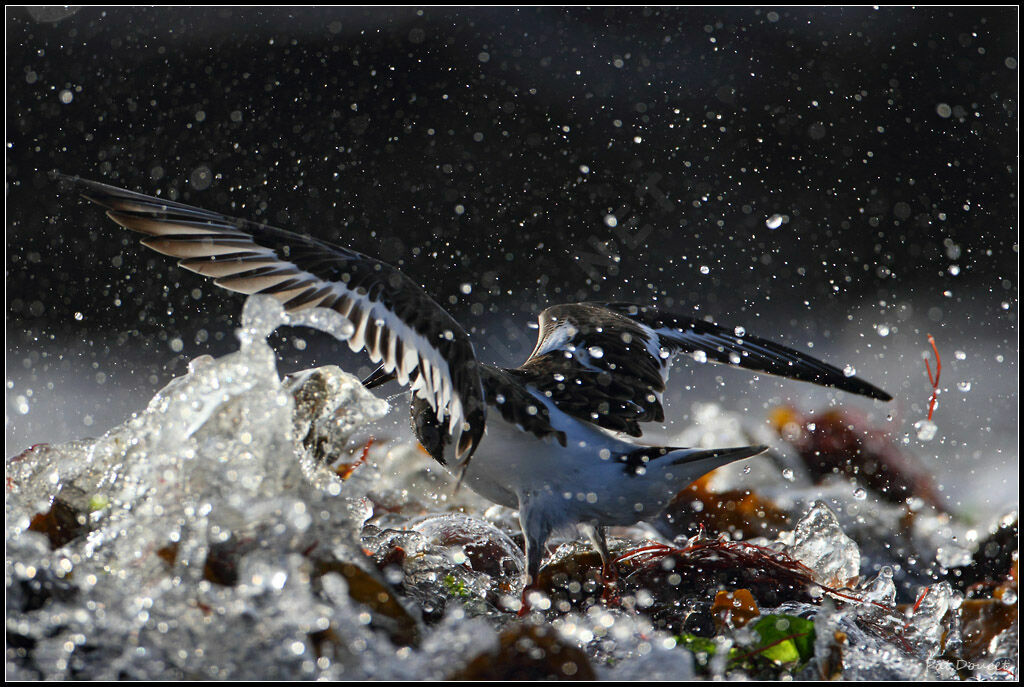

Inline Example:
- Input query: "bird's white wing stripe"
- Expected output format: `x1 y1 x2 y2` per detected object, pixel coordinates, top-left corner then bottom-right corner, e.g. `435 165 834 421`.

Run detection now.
385 330 399 375
431 364 442 403
71 175 483 461
402 346 419 381
148 222 467 438
348 307 371 353
319 285 462 432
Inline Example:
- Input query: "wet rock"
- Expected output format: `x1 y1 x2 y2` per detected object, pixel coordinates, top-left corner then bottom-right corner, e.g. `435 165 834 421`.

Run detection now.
410 513 524 585
657 473 791 540
948 515 1018 595
771 406 945 511
203 537 252 587
7 566 79 614
156 542 180 568
27 498 88 550
365 513 525 620
959 588 1018 664
616 539 817 635
313 557 421 647
814 628 847 680
285 365 388 466
679 604 717 637
535 543 608 612
450 623 595 680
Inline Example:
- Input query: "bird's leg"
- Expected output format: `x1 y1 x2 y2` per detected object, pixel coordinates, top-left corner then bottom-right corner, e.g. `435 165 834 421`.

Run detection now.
517 507 550 617
517 532 544 617
587 525 620 606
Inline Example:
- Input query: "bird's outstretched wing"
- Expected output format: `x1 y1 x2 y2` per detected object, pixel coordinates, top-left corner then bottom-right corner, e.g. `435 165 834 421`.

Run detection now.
510 301 891 437
58 175 486 463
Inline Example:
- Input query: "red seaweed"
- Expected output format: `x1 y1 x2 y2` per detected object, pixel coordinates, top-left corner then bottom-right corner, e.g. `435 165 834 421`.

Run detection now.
924 334 942 421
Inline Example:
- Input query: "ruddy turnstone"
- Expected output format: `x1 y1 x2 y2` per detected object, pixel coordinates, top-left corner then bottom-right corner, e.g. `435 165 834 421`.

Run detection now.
60 175 892 609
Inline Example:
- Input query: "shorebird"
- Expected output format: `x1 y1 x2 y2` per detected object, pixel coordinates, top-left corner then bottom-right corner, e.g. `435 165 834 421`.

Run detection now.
60 175 892 610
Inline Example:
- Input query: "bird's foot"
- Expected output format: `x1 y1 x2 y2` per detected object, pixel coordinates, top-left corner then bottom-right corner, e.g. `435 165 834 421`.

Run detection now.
516 585 550 617
600 579 621 607
599 563 621 607
516 597 531 618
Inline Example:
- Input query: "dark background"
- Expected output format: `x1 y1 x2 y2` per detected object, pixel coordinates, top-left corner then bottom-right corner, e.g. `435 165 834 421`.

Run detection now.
5 7 1019 511
8 7 1018 333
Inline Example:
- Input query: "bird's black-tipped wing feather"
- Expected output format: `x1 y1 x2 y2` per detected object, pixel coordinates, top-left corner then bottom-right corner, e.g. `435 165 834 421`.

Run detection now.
513 301 891 437
58 175 486 461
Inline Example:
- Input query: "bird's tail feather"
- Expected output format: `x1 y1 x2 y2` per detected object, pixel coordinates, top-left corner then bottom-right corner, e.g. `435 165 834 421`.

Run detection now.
668 444 768 468
620 444 767 511
622 443 767 480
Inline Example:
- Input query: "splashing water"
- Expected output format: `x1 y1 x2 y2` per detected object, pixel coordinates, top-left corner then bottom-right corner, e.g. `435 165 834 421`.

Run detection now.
6 296 1017 680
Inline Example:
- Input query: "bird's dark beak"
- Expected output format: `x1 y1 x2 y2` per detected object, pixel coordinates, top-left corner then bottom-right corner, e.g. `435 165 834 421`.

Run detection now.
361 364 397 390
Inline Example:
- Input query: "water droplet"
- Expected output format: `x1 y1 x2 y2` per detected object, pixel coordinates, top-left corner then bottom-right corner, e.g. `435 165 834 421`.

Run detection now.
766 214 784 229
588 346 604 359
853 487 867 501
699 265 710 275
189 165 212 191
734 326 746 337
877 324 890 337
843 364 856 377
957 380 971 392
914 419 938 441
782 468 795 482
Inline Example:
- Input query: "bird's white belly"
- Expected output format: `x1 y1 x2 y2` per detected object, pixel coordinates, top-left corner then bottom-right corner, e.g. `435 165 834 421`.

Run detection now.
457 412 567 509
456 412 666 527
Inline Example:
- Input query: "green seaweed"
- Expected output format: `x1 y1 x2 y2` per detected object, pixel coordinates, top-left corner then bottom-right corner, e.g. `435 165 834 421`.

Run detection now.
442 574 470 599
676 613 816 676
